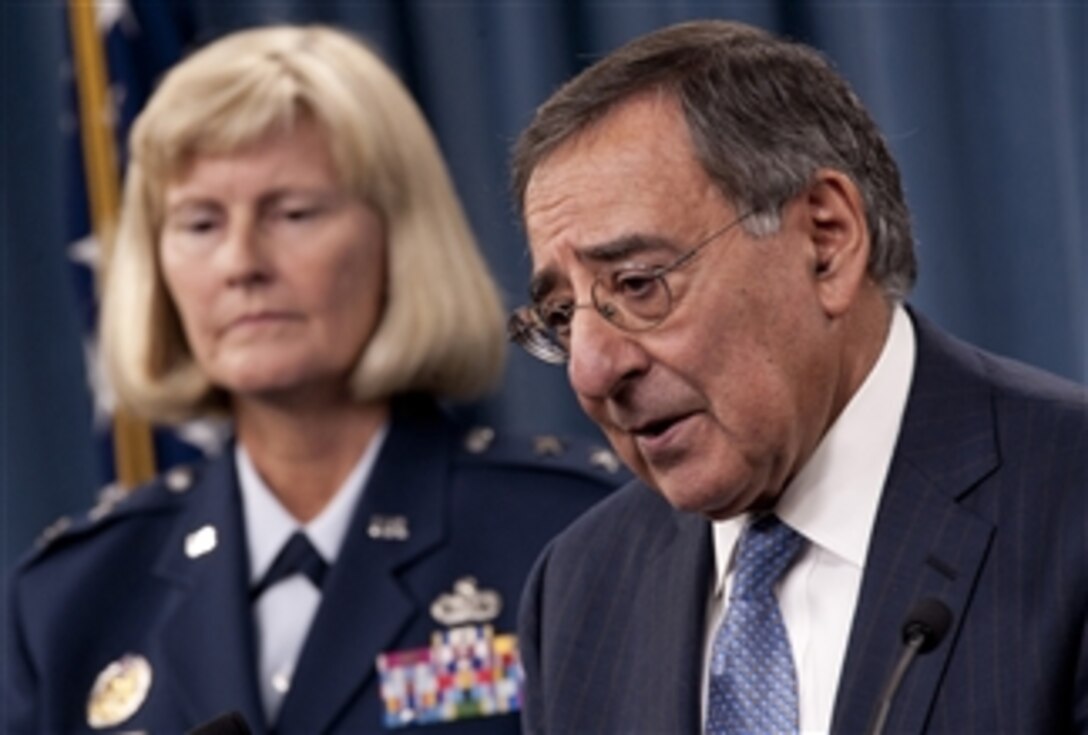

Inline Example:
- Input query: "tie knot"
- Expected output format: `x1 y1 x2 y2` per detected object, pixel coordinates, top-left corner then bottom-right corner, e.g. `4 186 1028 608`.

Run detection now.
251 531 329 600
731 515 804 601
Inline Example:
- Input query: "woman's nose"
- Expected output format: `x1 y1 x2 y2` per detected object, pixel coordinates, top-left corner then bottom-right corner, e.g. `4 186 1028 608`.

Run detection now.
219 216 271 287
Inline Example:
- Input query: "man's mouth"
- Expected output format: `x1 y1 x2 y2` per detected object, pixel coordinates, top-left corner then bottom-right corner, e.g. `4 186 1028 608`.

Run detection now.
628 412 699 464
632 416 683 438
629 409 703 444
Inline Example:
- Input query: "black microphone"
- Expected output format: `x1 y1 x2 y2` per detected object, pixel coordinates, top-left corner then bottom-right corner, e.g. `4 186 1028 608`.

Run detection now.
866 598 953 735
186 711 253 735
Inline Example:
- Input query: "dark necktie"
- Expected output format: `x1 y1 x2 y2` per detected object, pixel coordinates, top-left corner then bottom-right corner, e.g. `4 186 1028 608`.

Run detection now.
250 531 328 600
706 514 806 735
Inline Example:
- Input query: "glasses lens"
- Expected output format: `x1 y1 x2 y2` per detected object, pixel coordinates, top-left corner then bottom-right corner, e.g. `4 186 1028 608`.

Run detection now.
507 308 569 364
592 269 672 331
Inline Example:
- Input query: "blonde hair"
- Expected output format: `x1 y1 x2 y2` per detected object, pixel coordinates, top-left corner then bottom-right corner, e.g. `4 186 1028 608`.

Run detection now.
101 25 506 422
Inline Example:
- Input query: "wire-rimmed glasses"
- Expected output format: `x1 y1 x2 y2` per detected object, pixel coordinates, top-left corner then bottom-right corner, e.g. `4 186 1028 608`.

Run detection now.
508 212 752 364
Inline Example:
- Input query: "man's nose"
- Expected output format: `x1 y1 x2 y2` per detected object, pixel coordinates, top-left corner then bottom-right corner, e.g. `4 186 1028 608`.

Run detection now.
566 307 648 401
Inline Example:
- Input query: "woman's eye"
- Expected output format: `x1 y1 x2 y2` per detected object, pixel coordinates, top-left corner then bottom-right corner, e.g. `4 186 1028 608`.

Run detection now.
279 193 341 222
185 219 217 234
169 216 219 236
279 207 319 222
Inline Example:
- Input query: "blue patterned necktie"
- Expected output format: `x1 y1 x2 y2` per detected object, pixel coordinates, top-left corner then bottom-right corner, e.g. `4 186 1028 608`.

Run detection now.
707 514 806 735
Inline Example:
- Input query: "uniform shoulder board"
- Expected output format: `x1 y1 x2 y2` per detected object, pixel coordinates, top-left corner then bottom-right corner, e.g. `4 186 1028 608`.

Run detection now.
458 425 628 480
27 463 198 558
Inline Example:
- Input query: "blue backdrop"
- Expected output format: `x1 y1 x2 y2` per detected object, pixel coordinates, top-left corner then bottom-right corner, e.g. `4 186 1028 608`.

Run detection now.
2 1 1085 567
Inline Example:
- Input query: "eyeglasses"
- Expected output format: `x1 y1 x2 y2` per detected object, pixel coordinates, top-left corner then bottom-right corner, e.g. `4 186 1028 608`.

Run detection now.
508 211 752 364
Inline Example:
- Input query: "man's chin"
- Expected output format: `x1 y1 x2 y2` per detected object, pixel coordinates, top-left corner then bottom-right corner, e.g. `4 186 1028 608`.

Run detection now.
649 474 757 521
652 480 718 516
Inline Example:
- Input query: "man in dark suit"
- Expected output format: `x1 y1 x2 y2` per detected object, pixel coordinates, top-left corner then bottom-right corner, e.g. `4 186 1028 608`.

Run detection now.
506 19 1088 734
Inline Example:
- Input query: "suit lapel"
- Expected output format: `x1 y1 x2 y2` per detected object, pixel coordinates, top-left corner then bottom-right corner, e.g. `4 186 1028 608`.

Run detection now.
832 314 999 733
605 488 711 733
275 401 449 734
639 506 713 733
152 450 267 733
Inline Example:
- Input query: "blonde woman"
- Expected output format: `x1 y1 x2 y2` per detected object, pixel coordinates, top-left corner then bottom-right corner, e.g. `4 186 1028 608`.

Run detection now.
5 26 622 734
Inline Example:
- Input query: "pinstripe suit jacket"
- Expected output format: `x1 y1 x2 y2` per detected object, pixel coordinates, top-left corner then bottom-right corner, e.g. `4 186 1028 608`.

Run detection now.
519 312 1088 734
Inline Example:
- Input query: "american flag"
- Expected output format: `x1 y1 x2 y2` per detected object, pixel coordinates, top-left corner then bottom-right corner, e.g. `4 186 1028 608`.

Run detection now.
64 0 222 491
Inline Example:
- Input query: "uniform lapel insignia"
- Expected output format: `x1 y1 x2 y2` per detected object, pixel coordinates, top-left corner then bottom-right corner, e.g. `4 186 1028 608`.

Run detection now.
368 514 410 541
86 653 153 728
430 577 501 626
184 524 218 559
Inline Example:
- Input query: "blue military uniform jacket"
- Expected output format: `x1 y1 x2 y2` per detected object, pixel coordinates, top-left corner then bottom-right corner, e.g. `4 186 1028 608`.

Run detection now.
6 397 625 734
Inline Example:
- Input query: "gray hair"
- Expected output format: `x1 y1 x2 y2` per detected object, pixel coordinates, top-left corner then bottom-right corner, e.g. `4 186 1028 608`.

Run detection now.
512 19 916 300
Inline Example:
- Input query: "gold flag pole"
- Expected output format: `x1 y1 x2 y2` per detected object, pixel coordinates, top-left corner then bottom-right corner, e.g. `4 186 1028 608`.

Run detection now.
68 0 156 488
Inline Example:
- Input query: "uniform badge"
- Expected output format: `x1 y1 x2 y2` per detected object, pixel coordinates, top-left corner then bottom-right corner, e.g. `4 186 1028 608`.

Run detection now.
463 426 495 454
35 515 71 550
377 578 519 728
430 577 501 627
88 482 127 522
86 653 153 728
165 466 194 493
377 624 522 729
589 446 622 474
532 435 564 457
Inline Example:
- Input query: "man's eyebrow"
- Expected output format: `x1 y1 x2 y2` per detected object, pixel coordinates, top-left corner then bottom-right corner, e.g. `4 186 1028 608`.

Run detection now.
579 233 677 264
528 234 679 303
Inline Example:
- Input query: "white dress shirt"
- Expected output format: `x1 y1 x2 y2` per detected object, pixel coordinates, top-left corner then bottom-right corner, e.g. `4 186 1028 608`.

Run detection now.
237 424 388 725
703 306 916 733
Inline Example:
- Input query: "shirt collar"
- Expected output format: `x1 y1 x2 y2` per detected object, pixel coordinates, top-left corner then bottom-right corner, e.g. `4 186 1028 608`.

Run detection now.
238 422 389 584
712 305 916 593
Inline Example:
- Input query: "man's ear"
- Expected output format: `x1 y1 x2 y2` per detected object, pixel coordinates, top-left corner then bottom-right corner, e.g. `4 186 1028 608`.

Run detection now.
802 169 871 317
